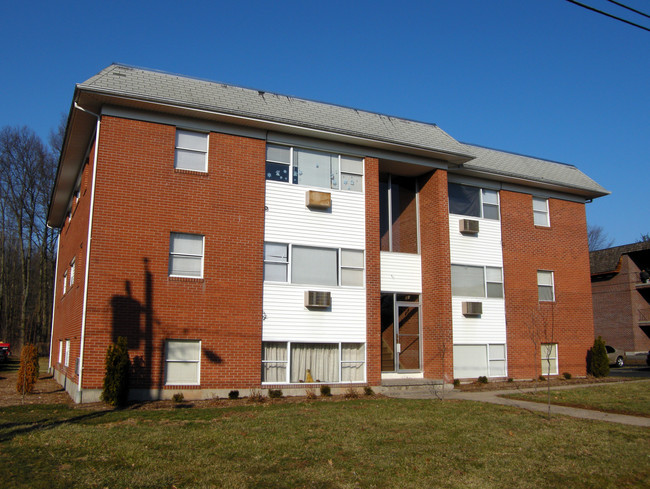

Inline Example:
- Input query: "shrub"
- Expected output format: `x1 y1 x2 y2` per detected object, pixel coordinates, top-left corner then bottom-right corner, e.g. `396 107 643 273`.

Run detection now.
228 390 239 400
344 388 359 399
507 378 514 383
268 389 283 399
588 336 610 378
16 344 39 395
248 388 265 403
453 379 461 387
172 393 184 403
305 387 317 399
100 337 130 407
477 376 488 384
320 385 331 397
538 375 546 381
562 372 572 380
363 386 374 396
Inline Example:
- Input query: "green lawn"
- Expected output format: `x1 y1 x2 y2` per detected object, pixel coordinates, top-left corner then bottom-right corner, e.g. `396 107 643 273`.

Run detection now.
1 398 648 489
504 380 650 417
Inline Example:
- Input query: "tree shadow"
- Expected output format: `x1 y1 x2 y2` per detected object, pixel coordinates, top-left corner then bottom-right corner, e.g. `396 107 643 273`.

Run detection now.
0 410 111 443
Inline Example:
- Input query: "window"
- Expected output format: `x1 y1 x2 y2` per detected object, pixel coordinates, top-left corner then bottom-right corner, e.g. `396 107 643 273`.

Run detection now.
169 233 204 278
541 343 558 375
165 340 201 385
451 265 504 298
533 197 549 226
379 174 418 253
62 271 67 294
448 183 500 220
341 250 364 286
261 342 366 383
175 129 208 172
69 258 76 287
264 243 288 282
64 339 70 367
264 243 365 287
537 270 555 301
488 344 507 377
58 340 63 364
265 144 363 192
453 344 507 378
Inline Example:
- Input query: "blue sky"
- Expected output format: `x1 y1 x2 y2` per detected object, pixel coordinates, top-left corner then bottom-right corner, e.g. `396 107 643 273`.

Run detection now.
1 0 648 246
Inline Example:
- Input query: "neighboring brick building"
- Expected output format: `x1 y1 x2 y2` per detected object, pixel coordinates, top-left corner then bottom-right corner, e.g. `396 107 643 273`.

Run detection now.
590 242 650 352
47 65 608 402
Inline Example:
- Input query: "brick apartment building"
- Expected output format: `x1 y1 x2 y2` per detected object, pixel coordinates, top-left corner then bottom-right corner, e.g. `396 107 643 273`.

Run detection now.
47 65 608 403
590 242 650 352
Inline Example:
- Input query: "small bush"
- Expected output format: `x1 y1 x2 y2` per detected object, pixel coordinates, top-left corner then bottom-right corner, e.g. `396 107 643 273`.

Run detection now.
101 337 130 407
248 388 266 403
562 372 572 380
538 375 546 381
344 388 359 399
453 379 461 387
363 386 374 396
268 389 283 399
228 390 239 400
16 344 39 395
587 336 610 378
507 378 514 383
305 387 317 399
477 376 488 384
320 385 331 397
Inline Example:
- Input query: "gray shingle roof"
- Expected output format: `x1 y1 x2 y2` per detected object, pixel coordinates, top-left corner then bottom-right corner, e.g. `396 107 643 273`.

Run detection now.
460 143 609 197
590 241 650 275
79 64 472 159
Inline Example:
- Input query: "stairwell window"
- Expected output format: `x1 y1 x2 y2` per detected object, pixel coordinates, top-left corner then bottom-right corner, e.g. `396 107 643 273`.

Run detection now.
533 197 550 227
537 270 555 301
175 129 208 172
169 233 204 278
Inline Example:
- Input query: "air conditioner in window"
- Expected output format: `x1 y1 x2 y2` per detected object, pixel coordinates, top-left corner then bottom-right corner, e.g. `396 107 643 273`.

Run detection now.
462 301 482 316
459 219 479 234
306 190 332 209
305 291 331 308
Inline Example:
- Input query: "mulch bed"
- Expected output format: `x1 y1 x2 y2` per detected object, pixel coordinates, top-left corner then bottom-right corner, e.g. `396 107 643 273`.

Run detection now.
455 375 633 392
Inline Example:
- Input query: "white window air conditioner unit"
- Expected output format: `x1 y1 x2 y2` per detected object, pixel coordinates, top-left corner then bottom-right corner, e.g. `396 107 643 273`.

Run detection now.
305 291 332 308
462 301 482 316
460 219 479 234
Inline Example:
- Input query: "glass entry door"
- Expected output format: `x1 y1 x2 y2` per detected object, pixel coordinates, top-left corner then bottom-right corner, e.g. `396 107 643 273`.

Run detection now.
381 294 421 372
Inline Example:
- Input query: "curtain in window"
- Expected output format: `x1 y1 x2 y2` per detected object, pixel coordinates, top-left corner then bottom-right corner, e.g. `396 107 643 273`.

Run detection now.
448 183 480 217
165 340 200 384
533 197 549 226
488 344 506 377
292 246 338 286
169 233 203 277
341 343 365 382
541 344 558 375
175 130 207 171
290 343 339 383
262 342 287 382
451 265 485 297
294 149 338 189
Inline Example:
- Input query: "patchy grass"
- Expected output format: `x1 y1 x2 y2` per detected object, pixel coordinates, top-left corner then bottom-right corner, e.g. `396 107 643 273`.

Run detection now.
503 380 650 417
1 399 648 488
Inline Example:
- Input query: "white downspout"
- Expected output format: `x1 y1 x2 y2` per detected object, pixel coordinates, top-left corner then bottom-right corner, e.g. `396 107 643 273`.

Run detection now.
47 235 60 372
76 103 101 403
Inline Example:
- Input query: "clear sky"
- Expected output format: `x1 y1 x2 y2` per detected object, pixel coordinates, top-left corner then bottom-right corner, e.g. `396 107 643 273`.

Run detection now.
1 0 647 246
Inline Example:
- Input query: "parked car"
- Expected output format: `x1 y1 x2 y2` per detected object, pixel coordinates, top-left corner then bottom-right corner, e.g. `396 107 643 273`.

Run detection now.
605 345 625 367
0 342 10 362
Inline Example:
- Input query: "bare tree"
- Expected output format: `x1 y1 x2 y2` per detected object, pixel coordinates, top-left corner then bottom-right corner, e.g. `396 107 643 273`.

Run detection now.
640 233 650 243
587 224 614 251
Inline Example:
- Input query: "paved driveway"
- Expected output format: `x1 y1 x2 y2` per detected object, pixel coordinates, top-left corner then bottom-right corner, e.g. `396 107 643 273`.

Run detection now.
609 366 650 378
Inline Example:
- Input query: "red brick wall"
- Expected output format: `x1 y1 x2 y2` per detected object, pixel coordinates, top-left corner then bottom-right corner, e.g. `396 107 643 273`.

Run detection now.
365 158 381 385
501 191 594 378
80 116 266 390
51 142 96 384
419 170 453 380
592 257 650 351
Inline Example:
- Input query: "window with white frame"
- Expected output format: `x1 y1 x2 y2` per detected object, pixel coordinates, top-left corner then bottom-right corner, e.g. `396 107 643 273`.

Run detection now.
451 265 504 298
533 197 550 227
169 233 204 278
69 258 76 287
265 144 363 192
264 243 364 287
175 129 208 172
541 343 558 375
537 270 555 301
58 340 63 364
165 340 201 385
261 342 365 383
64 339 70 367
264 243 288 282
62 271 67 295
453 344 507 378
448 183 500 220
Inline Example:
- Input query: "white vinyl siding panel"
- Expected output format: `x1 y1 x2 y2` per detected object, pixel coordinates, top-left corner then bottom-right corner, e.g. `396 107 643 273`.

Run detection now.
380 252 422 293
265 182 365 249
452 298 507 343
262 285 366 343
449 215 503 266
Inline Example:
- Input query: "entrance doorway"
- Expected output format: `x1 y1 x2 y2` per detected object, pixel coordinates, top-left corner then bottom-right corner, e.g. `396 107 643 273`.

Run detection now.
381 294 421 372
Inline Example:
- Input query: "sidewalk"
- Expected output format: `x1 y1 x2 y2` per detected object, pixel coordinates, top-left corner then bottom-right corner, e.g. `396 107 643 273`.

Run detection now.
387 381 650 427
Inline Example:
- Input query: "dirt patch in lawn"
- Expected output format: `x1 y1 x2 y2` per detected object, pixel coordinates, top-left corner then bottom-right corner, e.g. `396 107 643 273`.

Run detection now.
455 375 633 392
0 360 72 408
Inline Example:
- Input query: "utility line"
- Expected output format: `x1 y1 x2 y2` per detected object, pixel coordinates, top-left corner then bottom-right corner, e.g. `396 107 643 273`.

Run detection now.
606 0 650 20
565 0 650 32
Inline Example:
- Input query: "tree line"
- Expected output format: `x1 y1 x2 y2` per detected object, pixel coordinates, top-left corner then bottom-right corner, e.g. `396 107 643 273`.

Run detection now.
0 118 64 351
